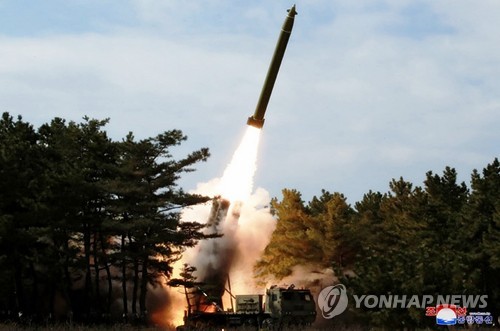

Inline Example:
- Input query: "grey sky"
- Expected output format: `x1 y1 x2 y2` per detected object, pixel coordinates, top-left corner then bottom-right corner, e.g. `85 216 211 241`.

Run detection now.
1 0 499 203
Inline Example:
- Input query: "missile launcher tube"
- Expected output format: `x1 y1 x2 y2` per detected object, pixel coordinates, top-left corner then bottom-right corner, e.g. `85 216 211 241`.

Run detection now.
247 5 297 129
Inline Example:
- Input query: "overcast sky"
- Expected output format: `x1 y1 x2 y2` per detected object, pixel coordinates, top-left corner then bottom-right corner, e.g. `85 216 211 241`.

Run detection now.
1 0 499 204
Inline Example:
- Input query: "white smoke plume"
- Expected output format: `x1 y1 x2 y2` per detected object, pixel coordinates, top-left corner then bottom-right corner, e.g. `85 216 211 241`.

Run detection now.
159 184 275 326
157 127 276 326
275 265 337 292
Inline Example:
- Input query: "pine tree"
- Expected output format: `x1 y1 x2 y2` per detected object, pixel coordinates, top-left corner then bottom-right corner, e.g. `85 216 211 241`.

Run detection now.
0 112 42 317
105 131 213 321
307 191 353 268
420 167 469 295
464 158 500 315
255 189 317 279
168 264 203 314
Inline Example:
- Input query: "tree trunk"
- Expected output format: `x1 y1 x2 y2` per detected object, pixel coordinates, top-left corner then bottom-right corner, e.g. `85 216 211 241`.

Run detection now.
99 229 112 315
14 256 25 316
29 261 38 316
63 236 74 316
92 231 101 316
121 234 128 322
83 223 92 316
132 258 139 318
139 247 149 320
130 233 138 318
184 286 191 314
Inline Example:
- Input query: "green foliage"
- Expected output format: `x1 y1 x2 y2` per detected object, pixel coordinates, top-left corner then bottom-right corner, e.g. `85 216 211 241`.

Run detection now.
2 110 499 329
309 191 353 267
255 189 319 279
0 112 212 324
255 189 356 281
463 159 500 314
257 160 500 329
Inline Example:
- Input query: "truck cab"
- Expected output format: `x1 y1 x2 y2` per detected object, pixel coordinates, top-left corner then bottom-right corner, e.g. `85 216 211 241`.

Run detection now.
264 285 317 327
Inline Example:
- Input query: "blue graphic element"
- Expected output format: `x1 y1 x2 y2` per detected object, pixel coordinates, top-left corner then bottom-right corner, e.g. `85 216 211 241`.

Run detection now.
436 316 456 325
436 307 457 325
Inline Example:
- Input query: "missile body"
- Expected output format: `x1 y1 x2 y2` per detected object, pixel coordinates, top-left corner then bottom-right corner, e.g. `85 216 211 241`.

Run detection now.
247 5 297 129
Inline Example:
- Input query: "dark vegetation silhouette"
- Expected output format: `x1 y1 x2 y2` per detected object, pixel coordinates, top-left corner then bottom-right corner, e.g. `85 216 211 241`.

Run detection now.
0 112 217 325
256 162 500 329
1 112 498 329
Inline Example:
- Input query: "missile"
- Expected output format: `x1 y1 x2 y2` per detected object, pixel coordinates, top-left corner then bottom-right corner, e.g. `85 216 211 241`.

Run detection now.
247 5 297 129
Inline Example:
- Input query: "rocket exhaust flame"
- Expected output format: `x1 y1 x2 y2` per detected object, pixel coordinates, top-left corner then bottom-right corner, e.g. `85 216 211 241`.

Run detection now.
218 126 261 204
190 126 261 313
163 5 297 327
163 126 274 327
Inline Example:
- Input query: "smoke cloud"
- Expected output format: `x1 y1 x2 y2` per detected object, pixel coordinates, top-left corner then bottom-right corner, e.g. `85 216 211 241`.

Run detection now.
154 127 276 326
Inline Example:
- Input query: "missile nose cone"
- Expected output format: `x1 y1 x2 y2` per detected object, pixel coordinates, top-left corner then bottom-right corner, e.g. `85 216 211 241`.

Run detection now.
287 5 298 17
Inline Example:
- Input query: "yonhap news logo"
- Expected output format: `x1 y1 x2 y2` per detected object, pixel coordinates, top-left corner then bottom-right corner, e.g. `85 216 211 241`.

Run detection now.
317 284 488 320
317 284 348 319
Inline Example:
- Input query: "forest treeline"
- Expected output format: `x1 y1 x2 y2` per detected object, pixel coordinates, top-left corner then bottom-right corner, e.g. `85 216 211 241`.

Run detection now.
1 112 499 328
0 113 218 324
255 160 500 328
